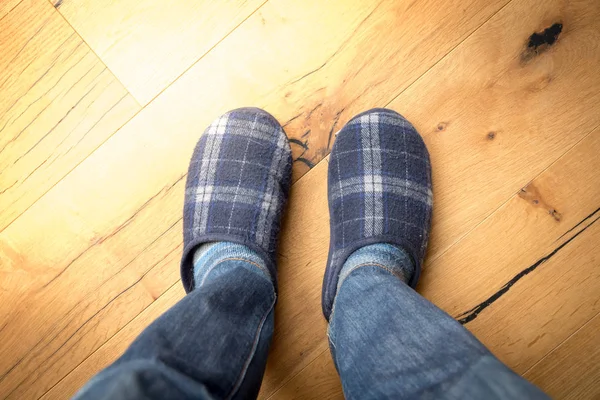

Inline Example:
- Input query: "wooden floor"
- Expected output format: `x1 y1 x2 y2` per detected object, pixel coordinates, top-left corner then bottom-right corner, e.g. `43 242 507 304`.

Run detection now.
0 0 599 398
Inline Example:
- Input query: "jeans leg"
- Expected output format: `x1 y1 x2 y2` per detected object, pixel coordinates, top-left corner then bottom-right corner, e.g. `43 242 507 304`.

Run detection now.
74 256 276 400
329 249 548 399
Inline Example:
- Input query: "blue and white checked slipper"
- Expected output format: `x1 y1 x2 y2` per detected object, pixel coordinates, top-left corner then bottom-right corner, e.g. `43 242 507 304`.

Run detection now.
180 108 292 292
322 108 433 320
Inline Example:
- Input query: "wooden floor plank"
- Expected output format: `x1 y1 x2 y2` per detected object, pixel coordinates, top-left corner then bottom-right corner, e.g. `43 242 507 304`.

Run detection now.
265 0 600 392
0 0 512 397
4 0 600 397
265 126 600 399
31 157 330 399
57 0 511 154
0 0 139 232
0 179 185 399
54 0 266 104
41 284 187 400
387 0 600 259
259 0 511 181
39 126 600 399
268 350 342 400
0 0 22 20
524 313 600 400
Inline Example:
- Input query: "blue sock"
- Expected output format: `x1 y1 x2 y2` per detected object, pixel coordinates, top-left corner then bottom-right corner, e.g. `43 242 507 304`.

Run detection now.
192 242 272 289
336 244 415 294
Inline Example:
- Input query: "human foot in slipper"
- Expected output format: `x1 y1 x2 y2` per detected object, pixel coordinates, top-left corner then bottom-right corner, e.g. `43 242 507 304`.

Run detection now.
180 108 292 292
322 108 433 320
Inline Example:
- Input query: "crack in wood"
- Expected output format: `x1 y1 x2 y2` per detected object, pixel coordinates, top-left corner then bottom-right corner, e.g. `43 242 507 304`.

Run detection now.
305 103 322 120
455 207 600 324
555 207 600 243
294 157 315 168
289 138 308 150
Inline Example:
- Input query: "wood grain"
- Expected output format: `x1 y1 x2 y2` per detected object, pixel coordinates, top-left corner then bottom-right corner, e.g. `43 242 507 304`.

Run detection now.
259 0 510 181
267 350 342 400
0 0 512 397
40 126 600 399
422 132 600 371
41 283 187 400
54 0 266 104
524 313 600 400
0 0 22 20
0 177 185 399
2 0 599 398
267 347 343 400
0 0 139 232
264 125 600 400
266 0 600 393
388 0 600 259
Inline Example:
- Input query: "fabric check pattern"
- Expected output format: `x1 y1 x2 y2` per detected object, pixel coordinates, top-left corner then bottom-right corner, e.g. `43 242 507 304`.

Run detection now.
180 108 292 293
322 108 433 320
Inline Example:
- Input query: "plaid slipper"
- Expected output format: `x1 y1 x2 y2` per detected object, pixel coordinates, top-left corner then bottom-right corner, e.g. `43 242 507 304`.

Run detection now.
322 108 433 320
180 108 292 293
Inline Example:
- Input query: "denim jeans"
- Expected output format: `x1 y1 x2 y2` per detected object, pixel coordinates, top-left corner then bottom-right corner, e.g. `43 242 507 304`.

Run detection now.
74 243 548 399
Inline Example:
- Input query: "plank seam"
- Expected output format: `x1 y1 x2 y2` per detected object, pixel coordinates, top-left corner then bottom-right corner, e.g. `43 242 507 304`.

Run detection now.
455 208 600 324
291 0 517 188
522 311 600 377
43 0 140 107
265 345 331 400
35 282 181 400
1 0 272 233
131 0 272 106
6 0 597 395
428 123 599 267
0 0 25 24
383 0 515 111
